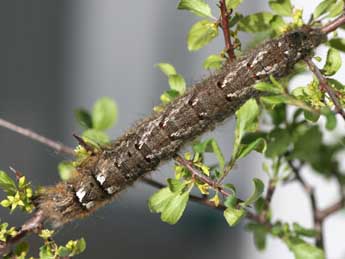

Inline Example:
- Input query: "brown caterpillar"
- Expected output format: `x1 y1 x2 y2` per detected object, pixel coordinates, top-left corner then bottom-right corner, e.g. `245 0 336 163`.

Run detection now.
36 26 326 227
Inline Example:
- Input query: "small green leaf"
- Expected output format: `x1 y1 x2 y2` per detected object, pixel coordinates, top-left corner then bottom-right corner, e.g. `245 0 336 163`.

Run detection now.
313 0 336 18
226 0 243 10
254 82 283 94
329 38 345 52
237 138 267 159
266 128 292 157
82 129 110 146
246 223 267 250
304 110 320 122
168 74 186 94
148 187 189 224
293 223 318 237
269 0 293 16
0 171 17 195
92 97 118 130
75 109 93 129
155 63 177 76
260 95 292 105
193 138 225 171
73 238 87 256
241 178 265 207
321 107 337 130
232 99 260 158
177 0 214 18
238 12 274 33
286 237 325 259
322 48 342 76
224 207 245 226
187 20 219 51
160 89 180 105
167 178 186 193
203 54 225 70
58 162 75 181
224 195 237 208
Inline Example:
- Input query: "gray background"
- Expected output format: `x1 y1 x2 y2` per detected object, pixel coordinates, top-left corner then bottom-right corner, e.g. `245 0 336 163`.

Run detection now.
1 1 344 259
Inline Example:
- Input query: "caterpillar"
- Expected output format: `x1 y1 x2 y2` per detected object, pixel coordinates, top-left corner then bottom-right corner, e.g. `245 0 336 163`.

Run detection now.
36 26 326 227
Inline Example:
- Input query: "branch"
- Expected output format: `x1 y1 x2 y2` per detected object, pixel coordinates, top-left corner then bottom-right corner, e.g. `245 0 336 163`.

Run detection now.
0 118 75 156
218 0 236 61
321 14 345 34
305 58 345 121
0 210 46 256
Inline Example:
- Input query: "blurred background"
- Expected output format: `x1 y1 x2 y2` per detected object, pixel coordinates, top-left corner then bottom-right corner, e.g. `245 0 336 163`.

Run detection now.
0 1 344 258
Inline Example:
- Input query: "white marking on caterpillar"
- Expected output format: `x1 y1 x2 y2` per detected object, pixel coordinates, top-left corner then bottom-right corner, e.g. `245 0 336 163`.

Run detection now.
191 98 198 106
251 50 268 67
278 42 282 47
96 174 106 185
222 60 247 88
106 186 119 194
84 201 95 209
76 188 86 202
227 93 238 99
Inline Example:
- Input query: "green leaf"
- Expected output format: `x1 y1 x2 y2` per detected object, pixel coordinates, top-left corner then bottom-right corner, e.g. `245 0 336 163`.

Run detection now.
266 128 292 157
148 187 189 224
155 63 177 76
177 0 214 18
233 99 260 158
224 195 238 208
39 245 55 259
241 178 264 207
293 223 318 237
168 74 186 94
193 138 225 171
286 237 325 259
14 241 29 257
246 223 267 250
92 97 118 130
238 12 274 33
167 178 186 193
160 89 180 105
304 110 320 122
82 129 110 146
203 54 225 70
321 107 337 130
327 0 344 17
313 0 336 18
226 0 243 10
187 20 219 51
224 207 245 226
58 162 75 181
72 238 87 256
0 171 17 195
260 95 292 105
237 138 267 159
254 82 283 94
329 38 345 52
75 109 93 129
322 48 342 76
269 0 293 16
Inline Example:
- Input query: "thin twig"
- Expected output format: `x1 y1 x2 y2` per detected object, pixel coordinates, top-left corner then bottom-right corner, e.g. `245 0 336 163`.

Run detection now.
175 155 230 198
0 210 46 256
0 118 75 156
321 14 345 34
219 0 236 61
287 159 324 248
305 58 345 121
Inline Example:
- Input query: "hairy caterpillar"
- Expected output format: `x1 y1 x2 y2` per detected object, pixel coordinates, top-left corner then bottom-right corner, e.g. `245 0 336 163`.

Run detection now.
36 26 326 227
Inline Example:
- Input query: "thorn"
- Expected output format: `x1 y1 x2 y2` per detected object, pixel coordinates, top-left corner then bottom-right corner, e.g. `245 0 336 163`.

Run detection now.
9 166 23 181
72 134 95 153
